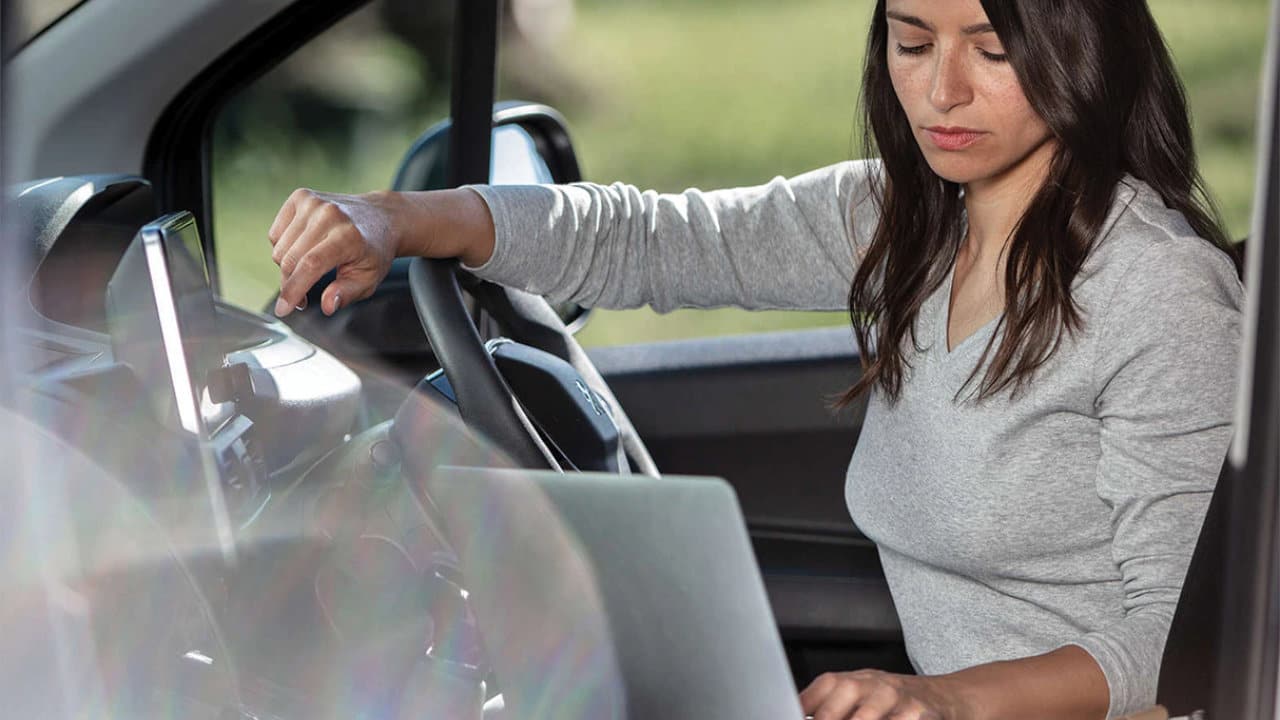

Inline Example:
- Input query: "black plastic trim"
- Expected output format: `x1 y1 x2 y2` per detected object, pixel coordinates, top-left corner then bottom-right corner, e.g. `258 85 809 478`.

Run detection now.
448 0 499 188
764 576 901 641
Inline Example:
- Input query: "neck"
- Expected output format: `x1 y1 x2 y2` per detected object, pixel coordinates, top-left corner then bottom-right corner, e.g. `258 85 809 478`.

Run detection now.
961 138 1057 262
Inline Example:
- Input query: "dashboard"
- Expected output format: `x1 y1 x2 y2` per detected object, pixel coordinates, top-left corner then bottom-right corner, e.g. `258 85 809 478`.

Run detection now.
14 174 363 511
8 174 505 717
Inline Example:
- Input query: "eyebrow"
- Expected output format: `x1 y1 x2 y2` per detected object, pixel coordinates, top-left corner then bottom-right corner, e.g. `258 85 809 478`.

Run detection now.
885 11 995 35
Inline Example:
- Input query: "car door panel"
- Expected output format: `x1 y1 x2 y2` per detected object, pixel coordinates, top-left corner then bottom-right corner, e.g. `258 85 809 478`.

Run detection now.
587 326 867 530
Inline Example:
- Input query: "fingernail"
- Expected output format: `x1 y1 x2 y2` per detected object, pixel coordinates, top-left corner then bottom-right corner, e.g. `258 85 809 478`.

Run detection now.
274 297 291 317
330 292 342 315
296 296 308 311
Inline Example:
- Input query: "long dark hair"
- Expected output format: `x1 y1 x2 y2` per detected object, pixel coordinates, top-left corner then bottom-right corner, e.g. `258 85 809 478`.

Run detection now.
841 0 1238 404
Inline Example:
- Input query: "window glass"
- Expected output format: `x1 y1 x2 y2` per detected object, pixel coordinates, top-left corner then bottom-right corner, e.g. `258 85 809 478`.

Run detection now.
211 0 453 311
1158 0 1270 235
497 0 1270 348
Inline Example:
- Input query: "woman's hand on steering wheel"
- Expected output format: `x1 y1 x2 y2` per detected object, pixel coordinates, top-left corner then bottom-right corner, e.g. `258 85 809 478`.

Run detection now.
267 187 495 317
266 184 660 477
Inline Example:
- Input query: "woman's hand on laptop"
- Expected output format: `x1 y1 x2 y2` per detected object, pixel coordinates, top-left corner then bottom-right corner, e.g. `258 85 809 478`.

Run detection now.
799 669 958 720
267 187 496 317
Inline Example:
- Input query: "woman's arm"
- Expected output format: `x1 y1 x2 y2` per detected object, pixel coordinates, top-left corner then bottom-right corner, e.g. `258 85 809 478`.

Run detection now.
269 161 880 316
943 645 1109 719
800 645 1109 719
458 160 880 312
269 186 497 316
1076 233 1241 717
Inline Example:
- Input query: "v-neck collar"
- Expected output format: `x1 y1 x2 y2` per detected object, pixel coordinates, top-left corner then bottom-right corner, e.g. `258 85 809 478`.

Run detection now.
938 254 1004 357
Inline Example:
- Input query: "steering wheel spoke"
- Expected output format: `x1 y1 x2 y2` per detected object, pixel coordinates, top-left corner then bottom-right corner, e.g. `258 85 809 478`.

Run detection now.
407 258 659 477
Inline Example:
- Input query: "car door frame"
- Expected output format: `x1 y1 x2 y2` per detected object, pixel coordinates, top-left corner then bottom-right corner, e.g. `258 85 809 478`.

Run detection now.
1214 3 1280 715
143 0 499 295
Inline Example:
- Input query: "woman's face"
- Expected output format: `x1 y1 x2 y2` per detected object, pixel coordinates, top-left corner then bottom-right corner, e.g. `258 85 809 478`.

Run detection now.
884 0 1055 189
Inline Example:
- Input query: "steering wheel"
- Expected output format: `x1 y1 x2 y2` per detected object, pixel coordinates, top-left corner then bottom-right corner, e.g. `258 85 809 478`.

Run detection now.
407 257 659 477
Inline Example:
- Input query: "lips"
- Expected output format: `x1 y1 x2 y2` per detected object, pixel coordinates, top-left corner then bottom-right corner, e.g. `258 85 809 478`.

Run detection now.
924 126 987 151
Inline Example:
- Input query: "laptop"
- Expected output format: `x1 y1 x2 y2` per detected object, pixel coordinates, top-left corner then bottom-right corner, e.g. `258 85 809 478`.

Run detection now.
429 466 806 720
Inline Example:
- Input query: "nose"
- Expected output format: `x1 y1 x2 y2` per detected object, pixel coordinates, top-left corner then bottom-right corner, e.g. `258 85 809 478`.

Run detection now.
929 46 974 113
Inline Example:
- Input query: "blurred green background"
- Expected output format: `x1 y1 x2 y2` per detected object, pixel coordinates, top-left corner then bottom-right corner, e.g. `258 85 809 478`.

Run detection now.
212 0 1271 348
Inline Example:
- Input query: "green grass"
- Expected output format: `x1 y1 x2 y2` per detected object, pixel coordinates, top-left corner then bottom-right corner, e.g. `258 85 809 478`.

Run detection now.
211 0 1272 347
548 0 867 194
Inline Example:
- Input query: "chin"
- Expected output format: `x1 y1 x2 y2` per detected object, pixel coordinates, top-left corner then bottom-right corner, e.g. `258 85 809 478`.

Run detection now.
921 154 989 185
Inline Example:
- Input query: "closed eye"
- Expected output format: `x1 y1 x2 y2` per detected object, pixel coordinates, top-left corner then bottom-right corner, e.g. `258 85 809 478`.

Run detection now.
895 43 930 56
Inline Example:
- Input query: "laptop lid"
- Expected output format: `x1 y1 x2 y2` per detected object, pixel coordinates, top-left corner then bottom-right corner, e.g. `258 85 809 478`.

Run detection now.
430 467 804 720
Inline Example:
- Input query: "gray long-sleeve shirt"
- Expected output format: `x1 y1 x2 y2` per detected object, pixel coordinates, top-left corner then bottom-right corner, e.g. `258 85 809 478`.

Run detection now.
465 161 1243 718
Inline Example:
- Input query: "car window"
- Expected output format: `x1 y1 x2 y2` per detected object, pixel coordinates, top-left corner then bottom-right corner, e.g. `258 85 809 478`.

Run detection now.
497 0 1270 348
210 0 454 312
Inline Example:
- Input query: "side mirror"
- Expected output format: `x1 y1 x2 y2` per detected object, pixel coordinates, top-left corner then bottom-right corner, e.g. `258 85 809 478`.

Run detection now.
392 101 590 331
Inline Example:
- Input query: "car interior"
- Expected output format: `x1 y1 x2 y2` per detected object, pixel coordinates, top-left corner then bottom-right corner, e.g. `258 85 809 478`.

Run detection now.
4 0 1280 718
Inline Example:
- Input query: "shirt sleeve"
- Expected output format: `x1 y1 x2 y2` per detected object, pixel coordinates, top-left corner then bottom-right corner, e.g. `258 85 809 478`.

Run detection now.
461 159 881 312
1070 235 1243 718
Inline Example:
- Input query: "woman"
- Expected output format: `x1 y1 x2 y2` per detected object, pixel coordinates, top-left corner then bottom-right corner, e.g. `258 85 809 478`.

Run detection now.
265 0 1244 717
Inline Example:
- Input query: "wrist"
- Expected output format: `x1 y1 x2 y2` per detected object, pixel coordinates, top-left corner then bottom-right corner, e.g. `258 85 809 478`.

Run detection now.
393 188 495 267
389 189 439 259
929 673 983 720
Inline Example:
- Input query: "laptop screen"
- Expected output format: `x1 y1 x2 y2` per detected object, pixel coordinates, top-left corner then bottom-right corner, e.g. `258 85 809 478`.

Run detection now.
428 467 805 720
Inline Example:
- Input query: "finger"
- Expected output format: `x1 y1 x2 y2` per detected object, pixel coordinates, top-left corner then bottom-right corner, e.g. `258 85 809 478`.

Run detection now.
811 682 862 720
275 232 352 316
320 272 364 316
323 254 389 316
279 202 341 278
800 673 841 714
275 193 338 269
320 282 344 316
269 188 308 246
271 195 316 266
277 229 348 314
